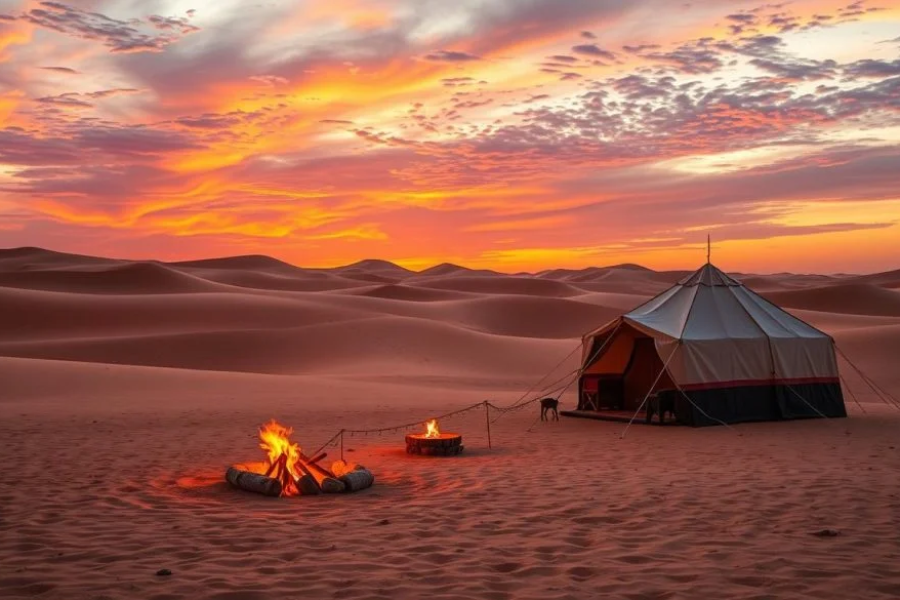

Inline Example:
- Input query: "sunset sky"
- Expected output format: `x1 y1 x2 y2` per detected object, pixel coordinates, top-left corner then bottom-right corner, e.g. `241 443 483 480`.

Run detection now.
1 0 899 273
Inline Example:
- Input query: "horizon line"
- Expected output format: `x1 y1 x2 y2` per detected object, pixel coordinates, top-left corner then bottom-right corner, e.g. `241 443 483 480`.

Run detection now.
1 245 892 278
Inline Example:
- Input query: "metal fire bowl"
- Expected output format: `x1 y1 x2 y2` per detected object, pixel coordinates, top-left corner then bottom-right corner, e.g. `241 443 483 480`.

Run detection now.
405 433 464 455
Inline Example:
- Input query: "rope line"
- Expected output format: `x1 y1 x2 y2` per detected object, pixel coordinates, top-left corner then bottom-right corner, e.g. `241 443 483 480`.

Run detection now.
495 343 582 411
311 429 344 457
492 320 623 424
308 344 588 452
309 321 625 449
782 381 831 420
859 372 900 409
343 401 486 435
839 373 866 415
836 346 900 410
489 369 579 424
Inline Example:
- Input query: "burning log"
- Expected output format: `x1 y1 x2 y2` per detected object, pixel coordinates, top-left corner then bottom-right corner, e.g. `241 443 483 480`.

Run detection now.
264 456 282 477
293 473 321 496
292 458 322 495
225 466 283 497
306 451 328 465
299 451 346 493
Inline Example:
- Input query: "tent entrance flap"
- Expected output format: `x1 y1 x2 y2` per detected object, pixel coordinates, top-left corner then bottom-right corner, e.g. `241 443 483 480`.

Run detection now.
578 326 674 413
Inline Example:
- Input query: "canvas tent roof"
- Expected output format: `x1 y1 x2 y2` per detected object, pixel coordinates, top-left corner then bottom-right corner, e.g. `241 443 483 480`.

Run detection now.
582 263 839 390
585 263 830 343
577 262 847 425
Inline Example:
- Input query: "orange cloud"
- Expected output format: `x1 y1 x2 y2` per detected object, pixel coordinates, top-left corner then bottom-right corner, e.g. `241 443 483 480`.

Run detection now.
1 0 899 273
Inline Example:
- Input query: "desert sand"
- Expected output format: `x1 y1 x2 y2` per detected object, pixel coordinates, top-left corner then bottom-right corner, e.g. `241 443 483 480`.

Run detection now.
2 247 899 600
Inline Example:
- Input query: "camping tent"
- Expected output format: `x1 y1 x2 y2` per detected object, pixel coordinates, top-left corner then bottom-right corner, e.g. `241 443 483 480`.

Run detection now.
577 262 847 426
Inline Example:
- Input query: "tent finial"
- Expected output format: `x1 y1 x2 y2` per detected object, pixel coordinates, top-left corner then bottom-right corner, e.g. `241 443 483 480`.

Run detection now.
707 234 711 264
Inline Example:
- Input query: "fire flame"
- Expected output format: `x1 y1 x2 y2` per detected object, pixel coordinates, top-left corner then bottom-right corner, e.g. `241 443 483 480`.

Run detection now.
259 419 301 495
425 419 440 438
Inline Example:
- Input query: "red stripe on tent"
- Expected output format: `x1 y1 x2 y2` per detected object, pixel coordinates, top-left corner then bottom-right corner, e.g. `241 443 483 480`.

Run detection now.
679 377 840 392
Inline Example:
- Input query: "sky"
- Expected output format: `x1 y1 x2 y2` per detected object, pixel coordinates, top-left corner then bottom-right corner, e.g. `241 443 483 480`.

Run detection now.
1 0 899 273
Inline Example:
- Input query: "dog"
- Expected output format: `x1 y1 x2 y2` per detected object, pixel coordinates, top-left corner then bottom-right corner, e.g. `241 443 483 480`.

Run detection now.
645 394 675 424
540 397 559 421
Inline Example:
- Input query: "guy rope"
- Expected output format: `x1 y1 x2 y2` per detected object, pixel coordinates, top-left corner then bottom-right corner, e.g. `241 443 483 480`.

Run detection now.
308 335 595 457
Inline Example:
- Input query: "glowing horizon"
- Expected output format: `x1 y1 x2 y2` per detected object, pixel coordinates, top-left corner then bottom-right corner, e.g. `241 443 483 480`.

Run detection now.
1 0 899 274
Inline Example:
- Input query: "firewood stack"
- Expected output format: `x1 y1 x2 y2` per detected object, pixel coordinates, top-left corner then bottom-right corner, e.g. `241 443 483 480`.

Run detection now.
226 420 375 498
226 451 374 497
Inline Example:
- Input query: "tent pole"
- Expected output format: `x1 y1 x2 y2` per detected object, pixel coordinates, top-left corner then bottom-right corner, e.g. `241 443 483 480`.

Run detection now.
621 344 680 439
707 234 710 264
484 401 492 449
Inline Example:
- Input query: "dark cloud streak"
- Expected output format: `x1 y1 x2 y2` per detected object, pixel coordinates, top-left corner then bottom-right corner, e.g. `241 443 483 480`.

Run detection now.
424 50 481 62
571 44 616 60
18 1 199 53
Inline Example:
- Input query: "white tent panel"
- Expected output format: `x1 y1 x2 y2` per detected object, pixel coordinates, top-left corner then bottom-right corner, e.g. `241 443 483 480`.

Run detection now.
628 284 682 318
669 338 773 386
581 262 840 386
682 286 766 340
768 337 839 380
730 286 828 339
628 285 698 339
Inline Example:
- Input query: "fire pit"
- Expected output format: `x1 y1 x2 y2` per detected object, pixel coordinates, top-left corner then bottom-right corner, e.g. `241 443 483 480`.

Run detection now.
226 420 374 497
405 419 463 456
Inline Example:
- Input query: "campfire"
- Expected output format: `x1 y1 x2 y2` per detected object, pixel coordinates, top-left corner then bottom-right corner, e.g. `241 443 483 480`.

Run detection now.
225 420 374 497
406 419 464 456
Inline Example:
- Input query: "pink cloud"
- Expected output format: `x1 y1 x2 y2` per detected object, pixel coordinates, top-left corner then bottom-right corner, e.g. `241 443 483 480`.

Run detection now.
0 0 898 271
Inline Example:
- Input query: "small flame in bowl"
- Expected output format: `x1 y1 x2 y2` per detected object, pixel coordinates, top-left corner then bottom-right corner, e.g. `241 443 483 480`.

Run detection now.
424 419 440 438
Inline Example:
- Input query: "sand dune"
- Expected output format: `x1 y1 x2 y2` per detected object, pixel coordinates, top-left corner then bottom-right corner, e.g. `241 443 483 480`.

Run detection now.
539 263 651 278
541 264 688 282
3 247 900 600
764 283 900 317
0 261 221 294
0 287 371 342
431 295 620 339
0 315 577 376
185 268 369 292
416 262 504 278
333 259 415 281
0 246 124 271
790 308 900 333
169 254 301 273
846 268 900 289
537 266 687 294
346 283 476 302
739 273 844 292
408 275 587 298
